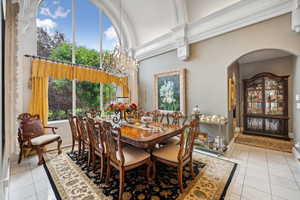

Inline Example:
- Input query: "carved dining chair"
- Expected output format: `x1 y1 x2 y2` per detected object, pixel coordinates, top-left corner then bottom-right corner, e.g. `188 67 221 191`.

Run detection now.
86 118 107 179
104 121 151 200
17 113 62 165
151 110 160 122
164 112 191 145
76 117 92 164
86 109 101 118
152 119 199 192
159 112 170 124
68 114 81 158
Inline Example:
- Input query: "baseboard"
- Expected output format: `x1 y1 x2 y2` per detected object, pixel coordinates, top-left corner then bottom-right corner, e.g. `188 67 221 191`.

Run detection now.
234 127 241 133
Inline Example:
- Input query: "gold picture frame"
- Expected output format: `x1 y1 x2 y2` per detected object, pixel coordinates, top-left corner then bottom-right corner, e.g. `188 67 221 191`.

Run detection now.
153 69 186 115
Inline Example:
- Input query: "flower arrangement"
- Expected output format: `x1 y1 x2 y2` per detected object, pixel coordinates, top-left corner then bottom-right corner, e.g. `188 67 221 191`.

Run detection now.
106 103 138 112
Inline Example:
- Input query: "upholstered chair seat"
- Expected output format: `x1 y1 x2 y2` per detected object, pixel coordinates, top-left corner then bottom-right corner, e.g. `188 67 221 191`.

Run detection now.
31 134 61 146
117 146 150 166
153 143 181 163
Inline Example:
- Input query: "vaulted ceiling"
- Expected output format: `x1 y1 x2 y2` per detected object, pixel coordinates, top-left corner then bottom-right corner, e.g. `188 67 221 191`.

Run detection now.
91 0 293 59
92 0 241 47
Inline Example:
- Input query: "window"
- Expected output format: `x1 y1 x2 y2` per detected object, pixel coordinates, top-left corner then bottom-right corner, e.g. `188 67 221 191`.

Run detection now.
37 0 120 121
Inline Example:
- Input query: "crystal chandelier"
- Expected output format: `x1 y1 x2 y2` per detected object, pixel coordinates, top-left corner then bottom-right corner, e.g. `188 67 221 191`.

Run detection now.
101 0 138 76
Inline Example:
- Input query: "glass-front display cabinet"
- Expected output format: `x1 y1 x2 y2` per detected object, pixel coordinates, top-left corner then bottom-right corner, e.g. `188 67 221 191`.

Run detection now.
243 73 289 139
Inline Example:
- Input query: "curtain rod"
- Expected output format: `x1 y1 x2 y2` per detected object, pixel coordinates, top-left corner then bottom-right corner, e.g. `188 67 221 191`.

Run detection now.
24 54 128 77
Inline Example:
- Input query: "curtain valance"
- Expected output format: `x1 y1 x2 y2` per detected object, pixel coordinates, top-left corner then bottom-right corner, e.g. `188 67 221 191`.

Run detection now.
31 59 128 86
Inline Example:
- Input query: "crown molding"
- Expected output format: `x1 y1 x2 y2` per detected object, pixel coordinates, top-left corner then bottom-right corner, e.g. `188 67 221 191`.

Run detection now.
135 0 293 61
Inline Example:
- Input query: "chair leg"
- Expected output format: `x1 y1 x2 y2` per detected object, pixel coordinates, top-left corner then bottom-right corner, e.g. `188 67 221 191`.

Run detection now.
71 138 75 153
81 144 85 159
87 148 91 168
106 161 111 184
36 146 44 165
178 165 183 193
119 168 125 200
92 151 96 171
189 158 194 178
146 160 151 181
99 155 104 181
57 138 62 155
152 159 156 179
78 140 82 159
18 146 23 164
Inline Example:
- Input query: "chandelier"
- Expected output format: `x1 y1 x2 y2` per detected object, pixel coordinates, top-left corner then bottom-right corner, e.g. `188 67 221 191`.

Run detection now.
101 46 138 76
100 0 139 76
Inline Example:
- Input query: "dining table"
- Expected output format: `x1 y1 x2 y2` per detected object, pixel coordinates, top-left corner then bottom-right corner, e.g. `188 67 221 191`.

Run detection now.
118 122 184 150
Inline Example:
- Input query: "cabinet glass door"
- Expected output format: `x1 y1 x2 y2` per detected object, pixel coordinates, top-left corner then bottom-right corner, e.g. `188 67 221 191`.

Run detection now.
265 78 284 115
246 78 264 114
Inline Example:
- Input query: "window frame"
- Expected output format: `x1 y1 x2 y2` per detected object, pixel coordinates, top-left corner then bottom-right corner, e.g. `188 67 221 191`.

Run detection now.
41 0 119 122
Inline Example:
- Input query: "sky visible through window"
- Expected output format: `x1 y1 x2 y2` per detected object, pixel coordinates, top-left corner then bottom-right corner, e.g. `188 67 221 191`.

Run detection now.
37 0 119 51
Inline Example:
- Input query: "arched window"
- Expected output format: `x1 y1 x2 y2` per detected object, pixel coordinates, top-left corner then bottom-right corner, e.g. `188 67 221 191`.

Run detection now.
37 0 120 121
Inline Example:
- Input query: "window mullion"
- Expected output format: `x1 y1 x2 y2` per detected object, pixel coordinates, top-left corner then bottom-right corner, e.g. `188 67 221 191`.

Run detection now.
72 0 76 115
99 8 104 110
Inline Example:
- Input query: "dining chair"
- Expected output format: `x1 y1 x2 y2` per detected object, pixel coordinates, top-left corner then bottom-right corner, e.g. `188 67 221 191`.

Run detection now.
86 108 101 118
159 112 170 124
103 121 152 200
76 117 91 165
68 114 81 157
86 118 107 179
151 110 160 122
152 119 199 192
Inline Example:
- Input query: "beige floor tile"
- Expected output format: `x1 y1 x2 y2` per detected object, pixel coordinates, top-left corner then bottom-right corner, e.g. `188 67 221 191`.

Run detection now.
271 184 300 200
270 175 299 191
268 168 295 180
228 193 241 200
242 185 271 200
244 174 270 193
9 183 36 200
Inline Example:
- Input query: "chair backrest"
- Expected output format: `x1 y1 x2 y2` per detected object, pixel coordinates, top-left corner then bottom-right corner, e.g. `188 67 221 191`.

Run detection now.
68 114 79 140
86 109 101 118
102 121 124 166
86 118 105 153
170 112 183 125
151 110 160 122
159 112 170 124
17 113 45 143
76 117 89 144
177 119 199 162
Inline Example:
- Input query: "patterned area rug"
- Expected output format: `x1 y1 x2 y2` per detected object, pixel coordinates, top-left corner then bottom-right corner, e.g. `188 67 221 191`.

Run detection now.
43 148 236 200
235 134 293 153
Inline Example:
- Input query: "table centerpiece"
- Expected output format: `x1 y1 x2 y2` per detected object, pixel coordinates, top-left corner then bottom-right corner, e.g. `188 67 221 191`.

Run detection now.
106 103 138 124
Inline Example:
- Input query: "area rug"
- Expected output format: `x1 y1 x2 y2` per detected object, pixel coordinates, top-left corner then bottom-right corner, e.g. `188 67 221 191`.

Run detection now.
43 148 236 200
235 133 293 153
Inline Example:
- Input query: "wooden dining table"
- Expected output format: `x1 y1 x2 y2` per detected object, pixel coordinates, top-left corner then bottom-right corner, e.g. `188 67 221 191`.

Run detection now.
119 122 184 150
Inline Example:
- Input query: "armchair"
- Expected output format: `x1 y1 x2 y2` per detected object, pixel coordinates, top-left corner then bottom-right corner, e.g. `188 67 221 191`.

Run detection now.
17 113 62 165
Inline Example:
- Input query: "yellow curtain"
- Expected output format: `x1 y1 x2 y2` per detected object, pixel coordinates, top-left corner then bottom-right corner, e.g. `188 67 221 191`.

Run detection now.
29 59 130 124
29 77 49 126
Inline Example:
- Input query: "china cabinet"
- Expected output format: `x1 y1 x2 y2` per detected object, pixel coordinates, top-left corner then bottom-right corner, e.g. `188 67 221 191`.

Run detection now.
243 73 289 139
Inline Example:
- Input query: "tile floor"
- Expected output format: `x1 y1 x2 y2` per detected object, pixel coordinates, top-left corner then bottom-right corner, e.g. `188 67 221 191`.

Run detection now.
8 143 300 200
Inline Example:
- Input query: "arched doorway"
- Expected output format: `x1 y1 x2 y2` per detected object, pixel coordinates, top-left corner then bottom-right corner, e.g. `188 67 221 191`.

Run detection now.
227 49 298 143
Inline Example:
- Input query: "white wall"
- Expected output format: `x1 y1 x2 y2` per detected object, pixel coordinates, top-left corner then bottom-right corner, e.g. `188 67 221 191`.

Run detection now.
138 14 300 142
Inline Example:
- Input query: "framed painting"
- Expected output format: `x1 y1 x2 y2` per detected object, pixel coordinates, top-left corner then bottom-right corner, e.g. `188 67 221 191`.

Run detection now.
153 69 186 115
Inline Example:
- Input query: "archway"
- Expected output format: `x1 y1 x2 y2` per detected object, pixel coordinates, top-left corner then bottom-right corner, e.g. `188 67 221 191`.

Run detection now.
227 48 298 144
